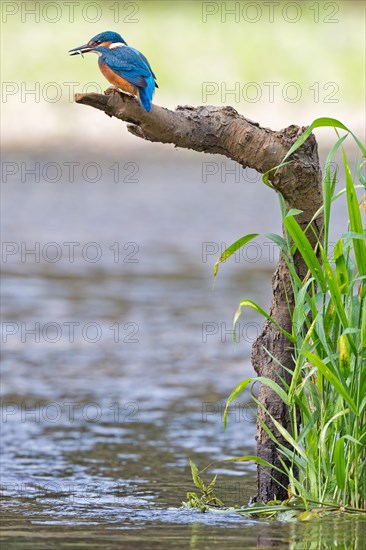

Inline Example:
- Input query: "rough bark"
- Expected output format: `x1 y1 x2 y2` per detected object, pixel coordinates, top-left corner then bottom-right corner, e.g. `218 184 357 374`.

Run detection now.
75 90 323 502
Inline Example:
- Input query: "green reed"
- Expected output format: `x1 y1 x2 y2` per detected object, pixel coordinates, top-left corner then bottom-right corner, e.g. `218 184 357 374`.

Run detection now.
217 119 366 512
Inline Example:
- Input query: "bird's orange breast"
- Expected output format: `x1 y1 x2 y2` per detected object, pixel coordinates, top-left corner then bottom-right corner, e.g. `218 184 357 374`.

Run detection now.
99 63 139 97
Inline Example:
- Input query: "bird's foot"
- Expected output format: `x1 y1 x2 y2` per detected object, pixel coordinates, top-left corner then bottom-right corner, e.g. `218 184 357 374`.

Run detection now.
104 86 120 96
104 87 141 108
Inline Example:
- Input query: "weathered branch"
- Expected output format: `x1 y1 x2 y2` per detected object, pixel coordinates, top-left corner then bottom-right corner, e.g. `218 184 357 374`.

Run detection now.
75 90 323 502
76 90 288 173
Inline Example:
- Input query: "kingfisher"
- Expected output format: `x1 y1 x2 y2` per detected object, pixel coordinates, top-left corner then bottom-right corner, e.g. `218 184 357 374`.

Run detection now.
69 31 158 112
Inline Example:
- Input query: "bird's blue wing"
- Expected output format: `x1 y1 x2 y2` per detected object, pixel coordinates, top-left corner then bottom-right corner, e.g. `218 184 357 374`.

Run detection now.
103 47 153 88
129 47 158 83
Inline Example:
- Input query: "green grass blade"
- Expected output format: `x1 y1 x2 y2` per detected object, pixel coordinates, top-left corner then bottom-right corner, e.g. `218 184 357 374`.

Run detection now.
356 158 366 188
286 209 303 218
263 119 365 189
255 376 289 405
283 118 366 162
334 239 349 294
304 352 358 414
224 378 253 428
310 185 365 225
362 296 366 348
343 149 366 277
321 250 349 329
234 299 295 342
263 233 289 254
292 279 314 337
189 459 205 491
266 413 308 462
225 455 285 474
284 217 326 292
334 437 346 490
322 135 347 250
262 161 292 188
213 233 259 279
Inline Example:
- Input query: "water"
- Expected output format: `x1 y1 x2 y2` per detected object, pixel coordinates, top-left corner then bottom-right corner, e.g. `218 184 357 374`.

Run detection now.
1 150 365 548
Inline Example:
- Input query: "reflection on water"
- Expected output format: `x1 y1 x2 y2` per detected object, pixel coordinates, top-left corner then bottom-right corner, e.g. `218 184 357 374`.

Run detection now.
1 151 364 548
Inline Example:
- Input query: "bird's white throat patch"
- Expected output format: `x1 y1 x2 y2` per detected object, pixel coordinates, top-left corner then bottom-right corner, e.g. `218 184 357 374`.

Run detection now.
109 42 125 49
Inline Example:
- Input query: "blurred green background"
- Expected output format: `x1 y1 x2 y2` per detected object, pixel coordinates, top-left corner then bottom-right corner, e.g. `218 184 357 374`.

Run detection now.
2 0 365 152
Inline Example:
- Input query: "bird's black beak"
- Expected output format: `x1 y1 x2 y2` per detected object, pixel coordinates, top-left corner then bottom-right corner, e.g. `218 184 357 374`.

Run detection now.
69 44 93 57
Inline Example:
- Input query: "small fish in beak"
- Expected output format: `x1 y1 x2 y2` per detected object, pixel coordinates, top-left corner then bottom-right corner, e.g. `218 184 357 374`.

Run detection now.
68 44 93 57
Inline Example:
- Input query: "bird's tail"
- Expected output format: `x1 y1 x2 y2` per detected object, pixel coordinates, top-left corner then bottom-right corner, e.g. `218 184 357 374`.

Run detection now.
139 75 156 112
